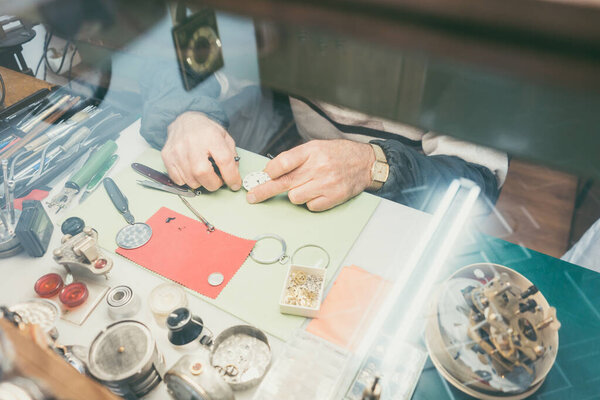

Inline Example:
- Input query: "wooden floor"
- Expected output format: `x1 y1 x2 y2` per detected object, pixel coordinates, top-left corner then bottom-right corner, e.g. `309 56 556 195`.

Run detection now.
480 159 578 258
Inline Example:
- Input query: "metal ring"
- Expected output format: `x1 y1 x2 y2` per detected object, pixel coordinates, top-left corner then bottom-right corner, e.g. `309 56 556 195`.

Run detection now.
291 244 330 269
249 234 288 265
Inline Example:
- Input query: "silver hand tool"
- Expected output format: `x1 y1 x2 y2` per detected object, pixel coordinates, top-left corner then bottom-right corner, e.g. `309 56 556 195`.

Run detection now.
136 179 196 197
1 160 10 229
178 195 215 232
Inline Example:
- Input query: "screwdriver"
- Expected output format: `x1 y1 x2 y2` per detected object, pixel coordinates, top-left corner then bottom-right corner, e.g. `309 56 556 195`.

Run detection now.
47 140 118 213
79 153 119 203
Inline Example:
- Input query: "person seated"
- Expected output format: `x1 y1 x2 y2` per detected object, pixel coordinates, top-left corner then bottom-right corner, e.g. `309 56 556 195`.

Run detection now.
140 68 508 212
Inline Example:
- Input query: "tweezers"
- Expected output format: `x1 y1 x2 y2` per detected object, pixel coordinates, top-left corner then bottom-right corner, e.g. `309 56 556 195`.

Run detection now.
136 180 196 197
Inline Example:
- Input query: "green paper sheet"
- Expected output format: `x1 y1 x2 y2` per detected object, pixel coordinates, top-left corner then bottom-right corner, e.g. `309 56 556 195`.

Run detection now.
65 148 380 339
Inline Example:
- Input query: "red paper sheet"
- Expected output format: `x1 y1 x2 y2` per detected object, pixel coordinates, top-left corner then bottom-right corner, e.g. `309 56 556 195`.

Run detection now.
307 265 391 350
117 207 256 299
14 189 49 210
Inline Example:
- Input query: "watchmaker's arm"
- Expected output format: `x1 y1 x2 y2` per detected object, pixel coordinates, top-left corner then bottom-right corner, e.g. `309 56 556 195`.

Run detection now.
138 63 228 150
372 139 501 212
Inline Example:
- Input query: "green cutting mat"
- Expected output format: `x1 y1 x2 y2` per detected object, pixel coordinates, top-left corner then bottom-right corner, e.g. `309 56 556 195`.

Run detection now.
66 148 380 340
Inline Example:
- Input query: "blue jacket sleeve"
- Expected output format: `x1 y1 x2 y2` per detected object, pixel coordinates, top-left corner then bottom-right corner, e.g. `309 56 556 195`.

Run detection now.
371 139 500 212
138 64 229 149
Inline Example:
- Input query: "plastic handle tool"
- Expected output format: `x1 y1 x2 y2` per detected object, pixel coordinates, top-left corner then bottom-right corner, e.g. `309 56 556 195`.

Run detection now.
103 177 135 224
61 125 92 152
86 154 119 192
67 140 117 190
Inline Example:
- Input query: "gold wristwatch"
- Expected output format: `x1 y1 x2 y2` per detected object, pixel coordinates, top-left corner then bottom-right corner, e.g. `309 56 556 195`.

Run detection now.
367 143 389 191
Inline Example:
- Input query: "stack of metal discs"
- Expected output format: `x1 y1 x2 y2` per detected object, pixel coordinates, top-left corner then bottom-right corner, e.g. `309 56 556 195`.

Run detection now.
88 320 164 398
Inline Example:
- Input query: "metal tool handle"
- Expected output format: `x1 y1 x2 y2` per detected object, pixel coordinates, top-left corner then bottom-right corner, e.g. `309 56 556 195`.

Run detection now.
103 177 134 224
86 154 119 191
67 140 117 190
103 177 128 213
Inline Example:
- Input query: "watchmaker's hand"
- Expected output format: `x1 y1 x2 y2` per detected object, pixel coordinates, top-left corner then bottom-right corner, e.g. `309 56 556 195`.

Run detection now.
162 111 242 191
247 139 375 211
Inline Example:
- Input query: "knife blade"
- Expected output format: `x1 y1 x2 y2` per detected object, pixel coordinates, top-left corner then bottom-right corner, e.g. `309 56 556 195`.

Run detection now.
103 177 135 224
136 179 196 197
131 163 190 193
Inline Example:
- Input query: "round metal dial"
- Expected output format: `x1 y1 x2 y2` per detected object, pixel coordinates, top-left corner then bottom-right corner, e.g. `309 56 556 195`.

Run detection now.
116 223 152 249
242 172 271 191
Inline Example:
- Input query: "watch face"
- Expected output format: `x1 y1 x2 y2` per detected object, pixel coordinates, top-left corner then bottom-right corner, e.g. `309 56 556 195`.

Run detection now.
165 374 206 400
372 162 389 182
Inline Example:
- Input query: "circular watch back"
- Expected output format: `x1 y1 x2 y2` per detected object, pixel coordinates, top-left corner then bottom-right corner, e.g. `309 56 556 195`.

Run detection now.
88 321 154 382
116 223 152 249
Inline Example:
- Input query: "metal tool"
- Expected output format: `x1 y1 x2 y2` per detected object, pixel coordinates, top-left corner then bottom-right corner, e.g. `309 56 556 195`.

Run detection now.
131 162 196 195
79 154 119 203
47 140 117 212
106 285 140 320
178 195 214 232
53 227 113 277
103 177 152 249
137 179 195 197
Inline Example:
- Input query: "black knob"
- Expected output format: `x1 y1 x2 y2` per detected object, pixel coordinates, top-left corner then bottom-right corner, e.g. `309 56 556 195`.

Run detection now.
519 299 537 313
166 307 205 346
520 285 539 299
61 217 85 236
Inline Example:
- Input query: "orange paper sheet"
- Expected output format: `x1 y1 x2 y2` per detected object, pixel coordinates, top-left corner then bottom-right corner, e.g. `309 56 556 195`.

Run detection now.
307 265 391 350
117 207 256 299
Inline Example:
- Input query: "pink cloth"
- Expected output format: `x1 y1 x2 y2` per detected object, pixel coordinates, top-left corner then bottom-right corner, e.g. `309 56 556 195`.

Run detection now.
307 265 391 350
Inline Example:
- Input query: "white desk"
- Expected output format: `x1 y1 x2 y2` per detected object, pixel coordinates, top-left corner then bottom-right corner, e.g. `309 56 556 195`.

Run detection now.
0 120 432 399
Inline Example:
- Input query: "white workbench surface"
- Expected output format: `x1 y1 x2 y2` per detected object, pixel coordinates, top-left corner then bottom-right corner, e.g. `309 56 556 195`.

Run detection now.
0 120 432 399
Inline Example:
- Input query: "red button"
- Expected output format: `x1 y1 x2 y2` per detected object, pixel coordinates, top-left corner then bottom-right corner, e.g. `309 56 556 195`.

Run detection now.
34 273 64 298
59 282 89 308
94 259 107 269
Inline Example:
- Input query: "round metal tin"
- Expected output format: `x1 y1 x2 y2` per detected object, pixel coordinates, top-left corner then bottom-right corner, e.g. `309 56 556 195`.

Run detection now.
210 325 271 391
9 299 60 335
116 223 152 249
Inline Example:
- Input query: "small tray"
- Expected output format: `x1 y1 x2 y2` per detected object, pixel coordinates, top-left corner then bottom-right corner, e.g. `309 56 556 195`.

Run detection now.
279 264 326 318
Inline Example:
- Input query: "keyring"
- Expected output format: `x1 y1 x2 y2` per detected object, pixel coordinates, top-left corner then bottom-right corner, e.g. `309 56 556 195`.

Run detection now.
250 234 289 264
291 244 330 269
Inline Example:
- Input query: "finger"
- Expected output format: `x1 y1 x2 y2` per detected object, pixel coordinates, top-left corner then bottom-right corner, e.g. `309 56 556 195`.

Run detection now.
210 145 242 191
264 147 309 179
287 180 322 205
247 170 308 204
162 149 185 186
306 196 336 212
224 134 237 154
190 158 223 191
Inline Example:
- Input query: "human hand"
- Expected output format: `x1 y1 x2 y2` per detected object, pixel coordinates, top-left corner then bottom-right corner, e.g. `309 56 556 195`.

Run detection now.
247 139 375 211
161 111 241 191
